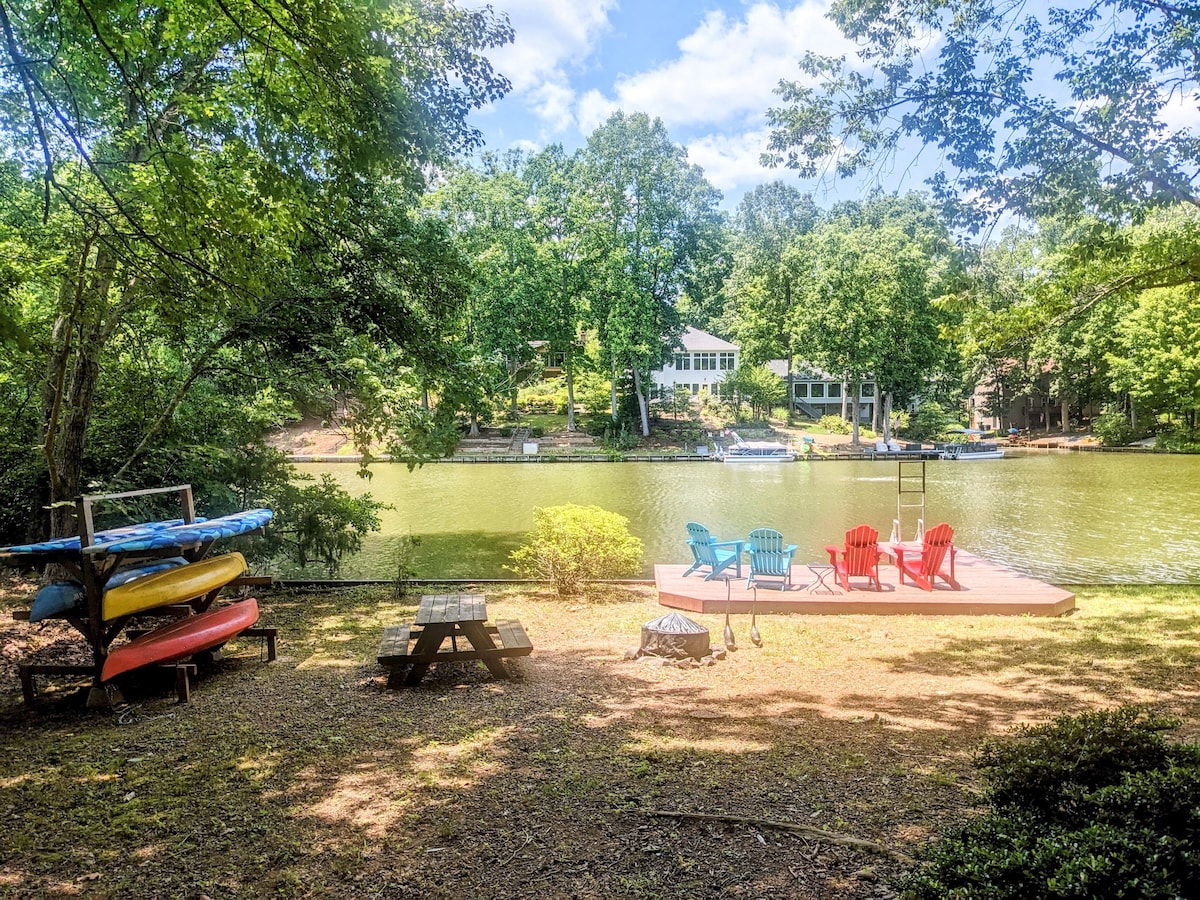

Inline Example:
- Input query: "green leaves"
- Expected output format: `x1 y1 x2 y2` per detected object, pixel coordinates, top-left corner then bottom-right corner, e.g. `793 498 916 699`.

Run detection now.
507 504 644 597
765 0 1200 228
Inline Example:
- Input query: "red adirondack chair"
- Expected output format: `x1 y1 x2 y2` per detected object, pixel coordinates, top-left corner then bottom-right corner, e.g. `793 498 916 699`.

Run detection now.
825 524 883 591
897 522 959 591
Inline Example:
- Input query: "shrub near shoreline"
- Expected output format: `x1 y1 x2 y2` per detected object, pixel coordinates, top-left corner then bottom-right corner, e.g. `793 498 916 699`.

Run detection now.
506 503 644 596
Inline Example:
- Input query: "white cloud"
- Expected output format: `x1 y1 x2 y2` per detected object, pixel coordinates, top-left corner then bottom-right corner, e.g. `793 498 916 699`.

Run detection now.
1157 91 1200 133
485 0 618 129
527 81 577 133
598 1 854 131
685 128 775 193
575 88 620 136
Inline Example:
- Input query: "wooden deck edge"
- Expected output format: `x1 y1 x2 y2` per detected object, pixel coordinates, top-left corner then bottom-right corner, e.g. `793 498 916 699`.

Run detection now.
657 591 1075 617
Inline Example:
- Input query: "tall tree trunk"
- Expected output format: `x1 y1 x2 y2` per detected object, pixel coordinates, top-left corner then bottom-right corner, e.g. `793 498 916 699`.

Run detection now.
610 361 618 421
850 381 861 447
883 392 893 442
43 246 115 538
565 344 576 431
1061 399 1070 434
840 380 848 421
632 367 650 437
784 276 793 426
872 384 881 433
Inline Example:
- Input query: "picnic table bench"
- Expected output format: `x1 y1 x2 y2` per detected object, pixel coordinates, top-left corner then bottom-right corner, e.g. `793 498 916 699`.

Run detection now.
377 594 532 687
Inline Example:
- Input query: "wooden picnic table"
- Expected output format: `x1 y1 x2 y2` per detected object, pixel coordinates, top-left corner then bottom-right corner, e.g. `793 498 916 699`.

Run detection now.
377 594 532 687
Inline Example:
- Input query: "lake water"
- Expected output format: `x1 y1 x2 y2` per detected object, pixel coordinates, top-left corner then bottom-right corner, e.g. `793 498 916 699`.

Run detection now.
292 450 1200 583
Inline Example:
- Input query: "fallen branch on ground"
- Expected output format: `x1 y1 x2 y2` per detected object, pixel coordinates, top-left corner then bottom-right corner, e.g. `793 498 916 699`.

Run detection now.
642 809 916 865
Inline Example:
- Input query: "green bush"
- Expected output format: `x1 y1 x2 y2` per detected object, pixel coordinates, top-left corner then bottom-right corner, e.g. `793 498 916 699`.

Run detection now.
1093 410 1136 447
898 707 1200 899
976 707 1180 822
818 414 851 434
903 401 952 442
601 422 639 452
506 504 644 596
518 377 569 414
1156 425 1200 452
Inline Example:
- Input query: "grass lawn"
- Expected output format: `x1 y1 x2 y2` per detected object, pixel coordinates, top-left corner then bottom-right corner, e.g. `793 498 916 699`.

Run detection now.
1 580 1198 898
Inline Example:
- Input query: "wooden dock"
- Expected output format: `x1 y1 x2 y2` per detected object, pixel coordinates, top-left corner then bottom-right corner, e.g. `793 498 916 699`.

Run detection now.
655 551 1075 617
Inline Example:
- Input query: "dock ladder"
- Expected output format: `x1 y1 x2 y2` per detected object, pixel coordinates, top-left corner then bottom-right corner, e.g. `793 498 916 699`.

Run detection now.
892 459 926 543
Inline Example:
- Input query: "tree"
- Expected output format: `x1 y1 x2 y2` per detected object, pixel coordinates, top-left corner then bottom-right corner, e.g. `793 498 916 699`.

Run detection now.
425 156 543 425
0 0 511 538
1109 285 1200 431
523 146 593 431
783 222 940 445
578 112 725 437
763 0 1200 314
725 182 819 421
821 195 957 435
721 364 787 421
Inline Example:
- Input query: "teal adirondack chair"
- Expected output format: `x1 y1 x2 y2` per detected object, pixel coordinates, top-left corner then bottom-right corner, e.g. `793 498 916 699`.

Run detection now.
746 528 798 590
683 522 744 581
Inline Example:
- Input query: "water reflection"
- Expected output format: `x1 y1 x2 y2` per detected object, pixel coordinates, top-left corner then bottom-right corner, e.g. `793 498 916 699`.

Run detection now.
292 451 1200 583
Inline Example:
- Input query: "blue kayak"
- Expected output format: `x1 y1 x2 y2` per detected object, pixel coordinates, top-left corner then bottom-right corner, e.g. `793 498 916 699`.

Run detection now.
1 518 204 556
99 509 273 554
29 557 190 622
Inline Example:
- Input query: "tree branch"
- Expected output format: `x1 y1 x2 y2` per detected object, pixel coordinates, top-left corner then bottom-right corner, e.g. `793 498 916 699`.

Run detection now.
642 809 916 865
0 0 54 221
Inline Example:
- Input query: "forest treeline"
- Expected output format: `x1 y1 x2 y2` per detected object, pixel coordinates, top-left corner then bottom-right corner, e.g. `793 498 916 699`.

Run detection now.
0 0 1197 565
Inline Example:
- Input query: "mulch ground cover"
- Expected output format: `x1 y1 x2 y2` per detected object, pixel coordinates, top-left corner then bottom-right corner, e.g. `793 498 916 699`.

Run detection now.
2 575 1198 898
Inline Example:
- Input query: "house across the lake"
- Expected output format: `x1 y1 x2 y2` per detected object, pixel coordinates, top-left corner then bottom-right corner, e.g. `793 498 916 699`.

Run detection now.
647 327 875 422
650 327 739 398
766 361 876 423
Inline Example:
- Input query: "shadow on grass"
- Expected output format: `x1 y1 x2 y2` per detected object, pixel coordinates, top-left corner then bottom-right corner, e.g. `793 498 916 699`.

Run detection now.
2 584 1199 898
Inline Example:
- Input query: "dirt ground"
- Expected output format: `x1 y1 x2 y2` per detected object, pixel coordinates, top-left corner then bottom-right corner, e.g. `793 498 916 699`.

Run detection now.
2 578 1197 899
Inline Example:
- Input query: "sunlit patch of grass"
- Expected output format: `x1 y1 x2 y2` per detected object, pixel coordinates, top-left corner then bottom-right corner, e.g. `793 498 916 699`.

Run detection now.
409 726 511 787
623 730 771 756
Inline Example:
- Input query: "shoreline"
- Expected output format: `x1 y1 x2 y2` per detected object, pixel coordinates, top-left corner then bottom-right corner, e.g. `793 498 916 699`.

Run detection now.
286 443 1168 464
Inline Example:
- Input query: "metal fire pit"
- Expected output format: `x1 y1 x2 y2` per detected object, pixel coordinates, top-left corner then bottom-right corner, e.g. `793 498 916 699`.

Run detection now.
639 612 710 660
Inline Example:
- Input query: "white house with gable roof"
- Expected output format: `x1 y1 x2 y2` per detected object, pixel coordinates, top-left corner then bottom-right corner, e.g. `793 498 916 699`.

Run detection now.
650 327 739 399
648 327 876 421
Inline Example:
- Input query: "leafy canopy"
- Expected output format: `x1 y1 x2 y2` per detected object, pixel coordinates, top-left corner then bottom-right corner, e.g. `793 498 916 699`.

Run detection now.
764 0 1200 229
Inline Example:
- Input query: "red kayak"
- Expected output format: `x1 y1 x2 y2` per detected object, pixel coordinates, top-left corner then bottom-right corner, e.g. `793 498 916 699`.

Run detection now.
101 598 259 682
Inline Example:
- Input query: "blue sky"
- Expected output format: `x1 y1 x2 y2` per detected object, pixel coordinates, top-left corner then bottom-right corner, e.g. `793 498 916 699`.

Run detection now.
471 0 878 210
469 0 1200 214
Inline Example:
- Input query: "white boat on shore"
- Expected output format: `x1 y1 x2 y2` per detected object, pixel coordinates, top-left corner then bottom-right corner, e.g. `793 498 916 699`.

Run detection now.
718 439 797 463
940 441 1005 460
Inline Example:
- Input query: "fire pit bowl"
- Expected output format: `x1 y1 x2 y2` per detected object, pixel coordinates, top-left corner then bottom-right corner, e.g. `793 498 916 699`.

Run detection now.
639 612 710 660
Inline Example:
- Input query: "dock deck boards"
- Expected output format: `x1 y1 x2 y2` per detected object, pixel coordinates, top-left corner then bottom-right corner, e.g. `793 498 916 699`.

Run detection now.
655 551 1074 616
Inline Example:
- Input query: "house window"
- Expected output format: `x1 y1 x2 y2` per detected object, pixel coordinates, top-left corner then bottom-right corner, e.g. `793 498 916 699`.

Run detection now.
794 384 809 398
810 383 826 399
674 353 691 371
719 352 736 370
827 383 841 399
696 352 717 371
547 351 566 368
861 383 874 399
692 384 700 395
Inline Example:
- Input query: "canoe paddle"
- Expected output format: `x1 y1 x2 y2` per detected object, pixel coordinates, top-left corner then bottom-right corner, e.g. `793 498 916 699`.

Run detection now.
723 576 736 650
750 586 762 647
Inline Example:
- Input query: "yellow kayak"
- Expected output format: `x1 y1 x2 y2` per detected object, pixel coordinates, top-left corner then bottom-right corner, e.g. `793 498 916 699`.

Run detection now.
103 552 246 621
